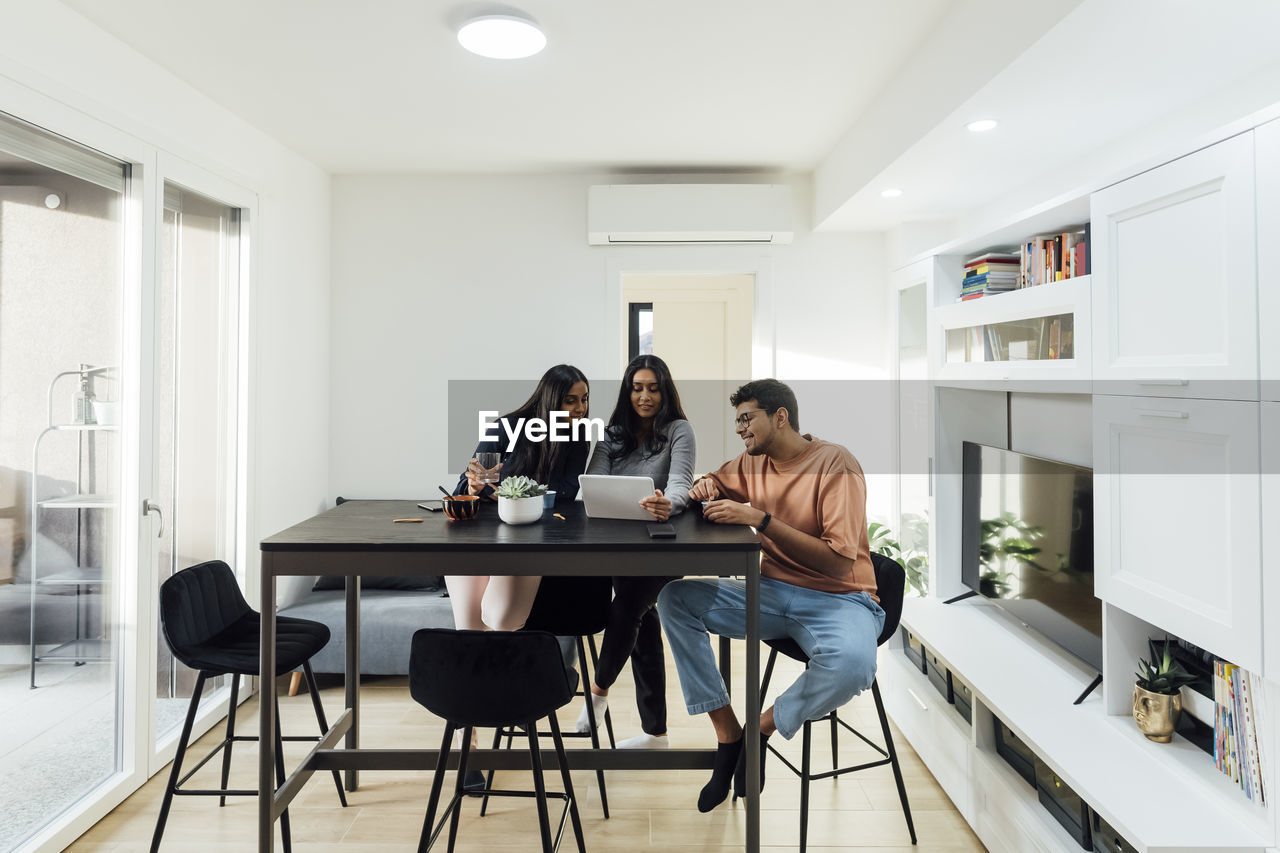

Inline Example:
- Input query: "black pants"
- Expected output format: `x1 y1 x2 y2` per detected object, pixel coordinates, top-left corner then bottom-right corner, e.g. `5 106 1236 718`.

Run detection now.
593 575 676 735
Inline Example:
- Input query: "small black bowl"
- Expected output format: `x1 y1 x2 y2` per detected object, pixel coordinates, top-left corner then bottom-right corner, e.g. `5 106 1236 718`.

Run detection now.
442 495 480 521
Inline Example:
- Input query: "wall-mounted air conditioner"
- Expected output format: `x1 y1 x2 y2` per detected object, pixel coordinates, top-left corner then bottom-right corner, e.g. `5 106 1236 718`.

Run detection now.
587 184 794 245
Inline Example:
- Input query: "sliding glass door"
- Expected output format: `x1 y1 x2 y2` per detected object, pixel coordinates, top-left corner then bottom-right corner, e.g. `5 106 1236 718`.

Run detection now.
0 113 128 852
0 104 250 852
151 182 243 748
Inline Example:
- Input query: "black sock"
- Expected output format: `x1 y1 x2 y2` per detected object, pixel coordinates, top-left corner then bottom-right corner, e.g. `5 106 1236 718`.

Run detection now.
733 732 770 799
698 736 744 813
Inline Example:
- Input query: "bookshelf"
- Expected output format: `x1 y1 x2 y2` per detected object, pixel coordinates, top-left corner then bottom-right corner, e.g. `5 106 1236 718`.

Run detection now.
933 276 1091 385
884 108 1277 853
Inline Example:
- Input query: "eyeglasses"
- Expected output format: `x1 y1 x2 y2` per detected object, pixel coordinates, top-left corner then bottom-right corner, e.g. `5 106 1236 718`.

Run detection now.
734 409 767 429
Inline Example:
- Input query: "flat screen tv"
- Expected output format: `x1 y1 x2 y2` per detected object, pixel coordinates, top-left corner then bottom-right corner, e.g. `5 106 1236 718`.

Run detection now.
961 442 1101 672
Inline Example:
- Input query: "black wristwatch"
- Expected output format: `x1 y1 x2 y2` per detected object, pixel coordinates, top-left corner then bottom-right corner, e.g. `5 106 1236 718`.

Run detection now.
757 511 772 533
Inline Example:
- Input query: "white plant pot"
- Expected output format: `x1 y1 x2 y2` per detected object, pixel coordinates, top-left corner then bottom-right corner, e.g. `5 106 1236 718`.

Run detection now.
498 495 544 525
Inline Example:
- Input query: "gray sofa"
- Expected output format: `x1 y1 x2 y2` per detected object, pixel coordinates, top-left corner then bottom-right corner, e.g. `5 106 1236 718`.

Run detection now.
278 580 455 676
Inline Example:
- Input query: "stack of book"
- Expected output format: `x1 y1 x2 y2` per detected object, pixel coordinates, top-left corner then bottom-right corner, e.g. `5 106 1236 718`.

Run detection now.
1020 224 1089 288
959 253 1020 301
1214 661 1268 805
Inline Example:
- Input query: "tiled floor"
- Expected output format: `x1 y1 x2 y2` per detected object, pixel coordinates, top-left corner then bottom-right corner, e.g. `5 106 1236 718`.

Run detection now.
66 649 987 852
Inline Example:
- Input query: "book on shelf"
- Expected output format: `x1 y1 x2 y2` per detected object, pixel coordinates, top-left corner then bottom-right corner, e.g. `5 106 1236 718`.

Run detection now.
964 251 1019 268
1213 660 1268 805
1015 225 1089 288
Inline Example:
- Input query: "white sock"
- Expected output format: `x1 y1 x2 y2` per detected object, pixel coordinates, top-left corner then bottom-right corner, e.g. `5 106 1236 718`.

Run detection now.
574 692 609 733
617 732 669 749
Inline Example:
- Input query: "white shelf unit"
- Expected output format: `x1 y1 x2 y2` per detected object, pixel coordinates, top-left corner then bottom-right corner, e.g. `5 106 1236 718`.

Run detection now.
38 494 117 509
29 367 118 688
933 275 1092 386
893 597 1272 852
884 107 1280 853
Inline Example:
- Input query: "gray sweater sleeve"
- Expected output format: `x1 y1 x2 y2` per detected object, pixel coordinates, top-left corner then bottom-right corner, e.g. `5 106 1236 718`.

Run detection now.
582 421 697 515
663 420 697 516
586 437 617 475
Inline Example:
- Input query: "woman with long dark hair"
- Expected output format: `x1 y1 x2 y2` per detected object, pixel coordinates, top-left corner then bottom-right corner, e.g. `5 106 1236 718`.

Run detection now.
576 354 695 748
448 363 591 631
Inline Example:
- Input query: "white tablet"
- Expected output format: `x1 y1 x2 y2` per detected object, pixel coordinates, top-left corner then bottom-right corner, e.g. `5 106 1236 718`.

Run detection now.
578 474 655 521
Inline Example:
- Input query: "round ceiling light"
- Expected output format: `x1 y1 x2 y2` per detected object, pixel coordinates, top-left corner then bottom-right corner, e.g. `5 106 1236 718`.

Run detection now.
457 14 546 59
880 188 903 198
966 119 998 133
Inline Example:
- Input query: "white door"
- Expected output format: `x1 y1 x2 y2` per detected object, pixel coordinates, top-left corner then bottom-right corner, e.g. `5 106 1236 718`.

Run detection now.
1092 394 1261 671
146 176 246 766
1090 132 1258 399
622 274 753 473
1258 119 1280 403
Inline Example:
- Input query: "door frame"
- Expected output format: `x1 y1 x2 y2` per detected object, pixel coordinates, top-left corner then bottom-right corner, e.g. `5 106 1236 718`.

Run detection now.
605 249 774 379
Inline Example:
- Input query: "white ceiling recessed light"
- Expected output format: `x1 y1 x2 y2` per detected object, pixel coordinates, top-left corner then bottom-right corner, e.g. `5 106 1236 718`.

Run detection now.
880 188 902 199
966 119 998 133
457 13 546 59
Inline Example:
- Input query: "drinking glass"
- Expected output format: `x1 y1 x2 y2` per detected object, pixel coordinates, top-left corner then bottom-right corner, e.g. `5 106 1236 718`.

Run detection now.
475 452 502 485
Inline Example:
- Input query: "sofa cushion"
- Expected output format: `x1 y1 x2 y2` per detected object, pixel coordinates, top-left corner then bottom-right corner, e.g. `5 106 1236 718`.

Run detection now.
279 588 455 675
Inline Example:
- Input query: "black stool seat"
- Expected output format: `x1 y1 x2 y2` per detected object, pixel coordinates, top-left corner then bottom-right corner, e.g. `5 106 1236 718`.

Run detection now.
160 565 330 676
151 560 345 853
411 629 574 726
170 611 329 677
411 629 586 853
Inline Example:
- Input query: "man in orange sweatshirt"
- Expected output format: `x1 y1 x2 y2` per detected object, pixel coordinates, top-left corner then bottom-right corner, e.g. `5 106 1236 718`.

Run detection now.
657 379 883 812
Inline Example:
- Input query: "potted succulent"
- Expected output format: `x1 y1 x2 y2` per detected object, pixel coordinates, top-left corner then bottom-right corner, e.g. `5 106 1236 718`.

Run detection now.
495 475 548 525
1132 638 1197 742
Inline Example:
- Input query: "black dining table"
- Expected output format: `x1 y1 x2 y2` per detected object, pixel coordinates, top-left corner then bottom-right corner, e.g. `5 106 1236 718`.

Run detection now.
257 498 764 852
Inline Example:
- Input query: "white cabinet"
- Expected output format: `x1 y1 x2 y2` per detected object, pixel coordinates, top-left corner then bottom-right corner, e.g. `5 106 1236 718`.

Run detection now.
1090 132 1258 399
1093 394 1261 671
1263 403 1279 683
877 651 974 821
933 276 1091 386
1259 120 1280 402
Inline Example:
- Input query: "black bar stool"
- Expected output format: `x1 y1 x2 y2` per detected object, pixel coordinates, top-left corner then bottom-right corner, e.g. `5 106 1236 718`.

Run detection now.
483 574 615 818
757 552 916 852
153 559 347 853
410 628 586 853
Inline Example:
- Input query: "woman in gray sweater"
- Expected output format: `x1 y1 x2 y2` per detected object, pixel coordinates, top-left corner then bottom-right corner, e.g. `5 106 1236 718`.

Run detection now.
577 354 696 748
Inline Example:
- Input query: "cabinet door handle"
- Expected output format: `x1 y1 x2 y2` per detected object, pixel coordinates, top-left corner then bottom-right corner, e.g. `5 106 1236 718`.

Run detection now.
1138 379 1189 386
906 688 929 711
1135 408 1190 420
143 499 164 538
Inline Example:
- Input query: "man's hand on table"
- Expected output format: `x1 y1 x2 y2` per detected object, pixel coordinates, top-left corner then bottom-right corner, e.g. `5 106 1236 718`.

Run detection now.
701 500 767 528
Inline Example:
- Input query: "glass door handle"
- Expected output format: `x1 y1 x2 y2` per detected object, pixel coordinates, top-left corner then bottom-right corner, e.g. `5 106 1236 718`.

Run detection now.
143 499 164 538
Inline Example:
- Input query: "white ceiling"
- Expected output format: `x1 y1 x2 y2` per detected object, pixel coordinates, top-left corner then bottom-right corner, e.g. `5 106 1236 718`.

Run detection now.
60 0 953 173
57 0 1280 233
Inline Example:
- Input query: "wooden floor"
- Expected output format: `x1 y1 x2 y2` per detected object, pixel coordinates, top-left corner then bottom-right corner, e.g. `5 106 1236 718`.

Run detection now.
66 649 986 852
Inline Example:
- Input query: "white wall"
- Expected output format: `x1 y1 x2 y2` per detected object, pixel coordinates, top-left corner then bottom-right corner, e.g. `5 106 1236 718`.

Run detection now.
329 173 894 518
0 0 332 594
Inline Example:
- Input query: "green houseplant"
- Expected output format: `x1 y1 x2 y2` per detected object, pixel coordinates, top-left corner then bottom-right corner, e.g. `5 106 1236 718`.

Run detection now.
868 514 929 597
1132 638 1197 742
495 475 547 525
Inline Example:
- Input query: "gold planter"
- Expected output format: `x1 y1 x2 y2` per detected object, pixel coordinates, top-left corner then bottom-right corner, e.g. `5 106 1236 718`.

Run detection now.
1132 684 1182 743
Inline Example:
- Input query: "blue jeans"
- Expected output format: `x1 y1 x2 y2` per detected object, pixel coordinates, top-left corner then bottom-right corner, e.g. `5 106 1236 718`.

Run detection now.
656 576 885 740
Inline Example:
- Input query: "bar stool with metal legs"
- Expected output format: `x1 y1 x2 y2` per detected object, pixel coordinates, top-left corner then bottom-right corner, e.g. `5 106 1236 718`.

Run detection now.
483 574 616 819
756 552 916 852
410 628 586 853
152 559 347 853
